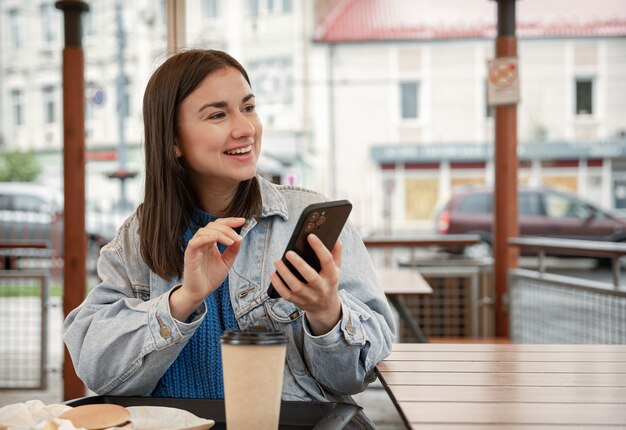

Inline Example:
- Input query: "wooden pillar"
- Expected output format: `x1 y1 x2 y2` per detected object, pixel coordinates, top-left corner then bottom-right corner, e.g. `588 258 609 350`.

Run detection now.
166 0 186 56
55 0 89 401
493 0 519 338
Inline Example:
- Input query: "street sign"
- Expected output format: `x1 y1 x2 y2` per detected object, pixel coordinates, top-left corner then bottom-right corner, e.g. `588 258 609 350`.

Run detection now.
487 56 520 106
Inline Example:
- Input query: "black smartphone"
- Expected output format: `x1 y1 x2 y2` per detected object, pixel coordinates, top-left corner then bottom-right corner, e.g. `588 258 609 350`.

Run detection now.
267 200 353 299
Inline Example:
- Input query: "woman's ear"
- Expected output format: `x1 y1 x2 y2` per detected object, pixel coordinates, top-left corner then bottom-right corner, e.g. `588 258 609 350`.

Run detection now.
174 142 182 158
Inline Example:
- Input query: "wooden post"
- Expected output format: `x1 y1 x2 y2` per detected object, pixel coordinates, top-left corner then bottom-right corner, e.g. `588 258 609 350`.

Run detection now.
493 0 519 338
166 0 186 56
55 0 89 401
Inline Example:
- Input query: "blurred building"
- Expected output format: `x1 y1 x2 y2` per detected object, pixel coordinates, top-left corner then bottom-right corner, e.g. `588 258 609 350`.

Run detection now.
0 0 312 212
314 0 626 233
1 0 625 234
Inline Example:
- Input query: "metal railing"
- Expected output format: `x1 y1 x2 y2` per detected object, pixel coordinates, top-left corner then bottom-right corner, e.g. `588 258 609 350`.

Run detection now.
509 236 626 288
0 270 49 389
364 235 494 340
509 237 626 344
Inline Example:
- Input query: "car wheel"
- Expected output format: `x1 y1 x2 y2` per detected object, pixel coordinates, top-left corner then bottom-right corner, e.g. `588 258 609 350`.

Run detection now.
463 241 493 259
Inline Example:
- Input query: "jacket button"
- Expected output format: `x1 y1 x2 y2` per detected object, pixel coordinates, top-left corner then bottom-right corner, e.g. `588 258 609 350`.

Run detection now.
160 325 171 338
346 323 356 336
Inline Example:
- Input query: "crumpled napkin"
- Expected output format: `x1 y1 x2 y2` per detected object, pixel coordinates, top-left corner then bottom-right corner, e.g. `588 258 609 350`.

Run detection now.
0 400 74 429
0 401 134 430
0 401 213 430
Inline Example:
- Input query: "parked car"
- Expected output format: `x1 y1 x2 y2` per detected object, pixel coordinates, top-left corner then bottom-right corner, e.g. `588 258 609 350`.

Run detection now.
0 182 121 272
436 184 626 258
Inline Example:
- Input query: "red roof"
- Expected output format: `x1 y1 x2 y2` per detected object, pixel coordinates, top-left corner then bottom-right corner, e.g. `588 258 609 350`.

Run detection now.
315 0 626 42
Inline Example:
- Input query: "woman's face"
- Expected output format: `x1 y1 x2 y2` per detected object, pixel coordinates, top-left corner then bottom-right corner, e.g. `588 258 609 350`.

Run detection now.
175 66 262 189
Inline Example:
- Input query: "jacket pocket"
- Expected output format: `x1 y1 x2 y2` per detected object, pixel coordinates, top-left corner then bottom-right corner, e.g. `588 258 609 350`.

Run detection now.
266 298 303 324
133 284 150 301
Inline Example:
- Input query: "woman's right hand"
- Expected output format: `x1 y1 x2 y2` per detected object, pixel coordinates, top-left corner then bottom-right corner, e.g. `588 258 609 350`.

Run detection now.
169 217 245 321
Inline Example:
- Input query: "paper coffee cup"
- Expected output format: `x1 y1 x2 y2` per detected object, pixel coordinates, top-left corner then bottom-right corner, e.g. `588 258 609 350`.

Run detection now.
220 326 287 430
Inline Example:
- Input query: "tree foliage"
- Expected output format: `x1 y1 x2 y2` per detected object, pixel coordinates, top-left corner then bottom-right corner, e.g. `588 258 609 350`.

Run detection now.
0 150 41 182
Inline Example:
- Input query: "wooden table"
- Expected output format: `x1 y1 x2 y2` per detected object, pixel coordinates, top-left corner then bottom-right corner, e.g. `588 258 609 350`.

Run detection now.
376 343 626 429
376 268 433 343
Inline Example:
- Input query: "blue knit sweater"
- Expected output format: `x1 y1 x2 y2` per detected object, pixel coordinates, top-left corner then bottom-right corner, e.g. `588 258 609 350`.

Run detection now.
152 209 239 398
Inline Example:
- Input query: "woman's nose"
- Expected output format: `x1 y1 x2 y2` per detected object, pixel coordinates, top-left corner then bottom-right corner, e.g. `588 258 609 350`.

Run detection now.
232 112 255 138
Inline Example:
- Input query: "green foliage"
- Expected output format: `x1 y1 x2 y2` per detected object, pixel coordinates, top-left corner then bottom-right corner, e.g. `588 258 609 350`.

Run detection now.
0 150 41 182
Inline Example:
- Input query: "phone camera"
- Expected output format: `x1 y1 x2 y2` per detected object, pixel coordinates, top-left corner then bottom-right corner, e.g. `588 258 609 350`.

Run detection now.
308 212 320 222
316 216 326 226
304 222 316 232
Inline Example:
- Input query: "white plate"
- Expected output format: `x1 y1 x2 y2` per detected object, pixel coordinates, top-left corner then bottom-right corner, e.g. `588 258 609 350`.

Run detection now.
126 406 214 430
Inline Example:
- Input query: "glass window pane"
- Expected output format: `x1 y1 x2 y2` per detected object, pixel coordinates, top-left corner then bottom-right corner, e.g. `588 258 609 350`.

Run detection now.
9 8 21 50
40 3 55 42
400 82 419 119
575 79 593 115
544 192 587 219
43 86 56 123
484 79 493 118
458 194 492 214
249 0 259 17
203 0 219 18
11 89 23 126
518 192 541 215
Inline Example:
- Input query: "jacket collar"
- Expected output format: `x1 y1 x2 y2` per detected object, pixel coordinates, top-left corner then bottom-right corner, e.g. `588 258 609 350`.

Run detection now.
257 175 289 221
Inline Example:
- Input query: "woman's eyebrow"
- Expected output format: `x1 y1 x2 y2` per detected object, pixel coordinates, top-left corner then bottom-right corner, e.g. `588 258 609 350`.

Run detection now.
197 94 255 114
198 101 227 113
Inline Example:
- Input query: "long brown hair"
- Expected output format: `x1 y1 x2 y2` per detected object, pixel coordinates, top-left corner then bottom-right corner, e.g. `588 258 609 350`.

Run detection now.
138 49 261 279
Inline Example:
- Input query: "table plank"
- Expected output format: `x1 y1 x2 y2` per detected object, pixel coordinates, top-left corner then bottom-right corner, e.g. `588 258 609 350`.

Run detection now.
378 371 626 386
379 360 626 373
376 268 433 295
377 344 626 429
380 385 626 403
385 351 626 362
409 426 616 430
401 402 626 426
391 343 626 352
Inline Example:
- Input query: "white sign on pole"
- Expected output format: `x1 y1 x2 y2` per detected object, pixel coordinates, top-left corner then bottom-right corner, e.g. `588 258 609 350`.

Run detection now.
487 56 520 106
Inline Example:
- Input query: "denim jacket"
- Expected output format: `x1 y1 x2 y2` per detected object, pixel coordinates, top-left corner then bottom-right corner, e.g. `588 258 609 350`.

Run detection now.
63 176 396 425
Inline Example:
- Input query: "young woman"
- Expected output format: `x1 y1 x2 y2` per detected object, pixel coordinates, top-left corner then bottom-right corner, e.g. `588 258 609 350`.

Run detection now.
63 49 395 428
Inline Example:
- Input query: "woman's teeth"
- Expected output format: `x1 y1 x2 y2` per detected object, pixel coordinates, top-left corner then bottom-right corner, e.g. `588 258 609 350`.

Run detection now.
225 145 252 155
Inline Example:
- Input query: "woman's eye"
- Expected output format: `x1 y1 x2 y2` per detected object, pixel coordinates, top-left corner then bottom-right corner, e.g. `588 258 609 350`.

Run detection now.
243 104 256 113
208 112 225 120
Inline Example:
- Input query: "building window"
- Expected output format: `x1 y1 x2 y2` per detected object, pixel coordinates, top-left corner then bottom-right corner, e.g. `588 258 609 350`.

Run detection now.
42 86 56 123
247 57 293 105
400 81 419 119
118 77 131 118
249 0 290 17
203 0 219 19
9 8 21 50
249 0 259 17
82 4 94 37
40 3 56 43
575 78 593 115
484 79 493 118
11 89 23 126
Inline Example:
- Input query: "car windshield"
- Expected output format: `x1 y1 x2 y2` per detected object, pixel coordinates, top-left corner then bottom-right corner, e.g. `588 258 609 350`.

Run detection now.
544 192 589 219
458 193 492 213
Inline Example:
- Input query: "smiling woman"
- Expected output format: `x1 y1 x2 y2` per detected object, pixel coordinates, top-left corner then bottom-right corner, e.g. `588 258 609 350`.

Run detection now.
62 49 395 430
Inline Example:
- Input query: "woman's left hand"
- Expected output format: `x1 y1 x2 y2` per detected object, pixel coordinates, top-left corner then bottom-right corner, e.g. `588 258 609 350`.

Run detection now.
269 234 343 335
